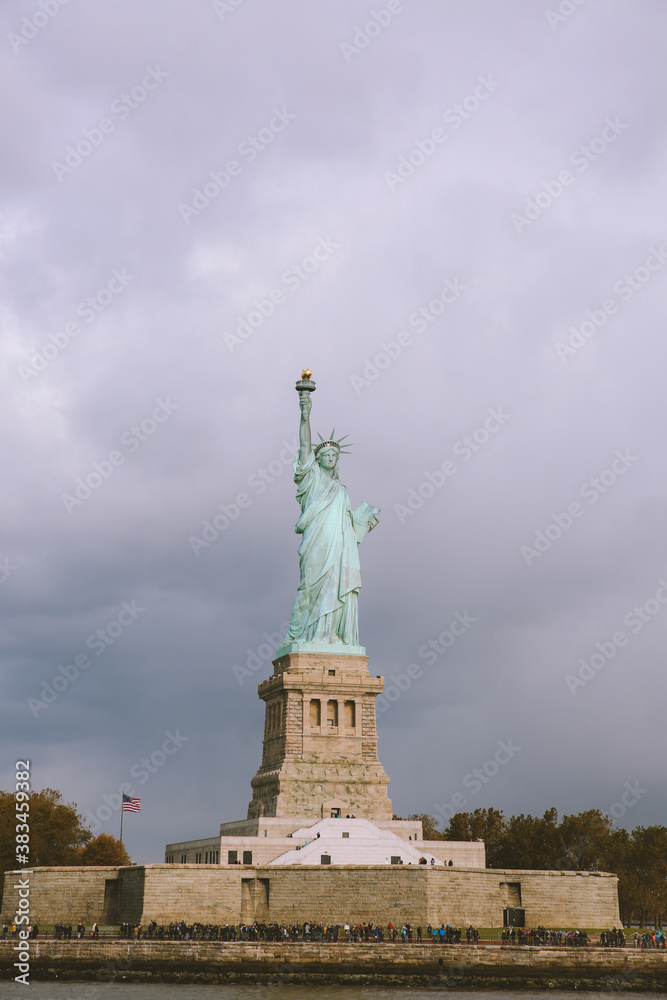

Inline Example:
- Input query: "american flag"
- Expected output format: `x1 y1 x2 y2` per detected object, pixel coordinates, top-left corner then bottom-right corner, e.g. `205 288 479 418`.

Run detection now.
122 793 141 813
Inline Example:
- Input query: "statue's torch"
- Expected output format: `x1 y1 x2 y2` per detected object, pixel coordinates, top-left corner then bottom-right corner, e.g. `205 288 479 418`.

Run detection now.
295 369 316 395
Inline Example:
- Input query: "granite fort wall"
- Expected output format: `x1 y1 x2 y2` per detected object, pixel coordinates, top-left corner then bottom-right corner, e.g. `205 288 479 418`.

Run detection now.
139 867 241 925
426 868 620 927
3 864 620 928
514 871 621 927
137 866 620 928
1 867 121 926
263 866 429 925
421 840 486 867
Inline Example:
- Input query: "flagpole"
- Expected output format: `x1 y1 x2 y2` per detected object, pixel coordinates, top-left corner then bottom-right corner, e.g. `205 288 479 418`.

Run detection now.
120 799 124 845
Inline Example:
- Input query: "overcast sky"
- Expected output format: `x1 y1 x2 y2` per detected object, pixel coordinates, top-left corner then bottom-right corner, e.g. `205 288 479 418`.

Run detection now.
2 0 666 864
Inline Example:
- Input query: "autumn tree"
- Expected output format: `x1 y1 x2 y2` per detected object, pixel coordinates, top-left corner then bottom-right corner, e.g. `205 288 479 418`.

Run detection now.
26 788 93 866
0 787 91 874
78 833 131 866
1 788 133 909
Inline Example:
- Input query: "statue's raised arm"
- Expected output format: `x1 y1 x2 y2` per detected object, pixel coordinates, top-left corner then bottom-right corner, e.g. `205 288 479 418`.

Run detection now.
298 391 312 465
282 371 380 652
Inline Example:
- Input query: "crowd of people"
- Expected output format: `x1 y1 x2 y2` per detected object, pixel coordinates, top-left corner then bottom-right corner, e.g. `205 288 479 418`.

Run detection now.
501 927 589 947
4 919 662 947
634 930 666 948
2 924 39 939
425 924 479 943
600 928 625 947
115 919 480 943
2 921 104 940
498 927 667 948
51 921 100 940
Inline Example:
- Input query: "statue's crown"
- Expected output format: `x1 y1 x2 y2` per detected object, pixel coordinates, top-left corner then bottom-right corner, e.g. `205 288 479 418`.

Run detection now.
314 429 352 456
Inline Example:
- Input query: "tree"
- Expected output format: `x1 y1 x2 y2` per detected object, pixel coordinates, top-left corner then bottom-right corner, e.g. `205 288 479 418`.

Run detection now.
496 808 560 870
0 787 93 909
1 787 91 874
25 788 93 866
402 800 667 926
554 809 614 871
607 826 633 924
0 787 137 909
626 826 667 928
0 792 16 886
78 833 131 866
406 814 447 840
444 808 507 867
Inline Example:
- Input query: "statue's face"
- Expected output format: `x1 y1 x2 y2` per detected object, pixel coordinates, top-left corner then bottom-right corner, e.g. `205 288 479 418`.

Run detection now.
317 447 339 471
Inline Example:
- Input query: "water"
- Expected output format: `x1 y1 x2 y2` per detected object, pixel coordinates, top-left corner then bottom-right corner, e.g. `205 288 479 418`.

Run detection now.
0 988 664 1000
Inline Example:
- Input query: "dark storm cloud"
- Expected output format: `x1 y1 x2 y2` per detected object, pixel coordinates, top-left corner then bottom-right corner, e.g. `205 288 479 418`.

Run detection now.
1 0 666 861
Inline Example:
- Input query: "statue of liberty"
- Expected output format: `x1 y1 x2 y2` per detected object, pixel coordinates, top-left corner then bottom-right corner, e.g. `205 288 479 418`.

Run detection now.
284 372 380 647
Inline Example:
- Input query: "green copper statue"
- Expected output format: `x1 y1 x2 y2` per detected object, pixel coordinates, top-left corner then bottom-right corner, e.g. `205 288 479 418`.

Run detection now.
284 371 380 647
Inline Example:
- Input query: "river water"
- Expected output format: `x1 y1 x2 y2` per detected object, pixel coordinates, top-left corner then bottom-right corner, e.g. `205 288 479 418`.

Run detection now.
0 987 664 999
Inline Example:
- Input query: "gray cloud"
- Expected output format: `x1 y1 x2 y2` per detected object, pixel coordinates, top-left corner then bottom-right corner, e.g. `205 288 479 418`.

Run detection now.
1 0 666 862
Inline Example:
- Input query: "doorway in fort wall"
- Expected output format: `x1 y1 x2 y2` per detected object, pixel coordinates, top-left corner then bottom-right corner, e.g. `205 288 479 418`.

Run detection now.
102 879 120 924
500 881 522 907
241 878 270 923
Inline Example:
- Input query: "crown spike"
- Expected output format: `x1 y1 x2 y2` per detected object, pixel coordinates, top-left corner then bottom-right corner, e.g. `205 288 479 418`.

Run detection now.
313 429 353 458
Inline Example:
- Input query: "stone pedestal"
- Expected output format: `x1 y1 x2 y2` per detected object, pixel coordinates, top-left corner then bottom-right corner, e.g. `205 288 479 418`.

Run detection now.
247 649 392 821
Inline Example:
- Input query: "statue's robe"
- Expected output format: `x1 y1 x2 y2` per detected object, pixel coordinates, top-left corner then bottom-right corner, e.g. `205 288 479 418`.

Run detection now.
285 452 361 644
